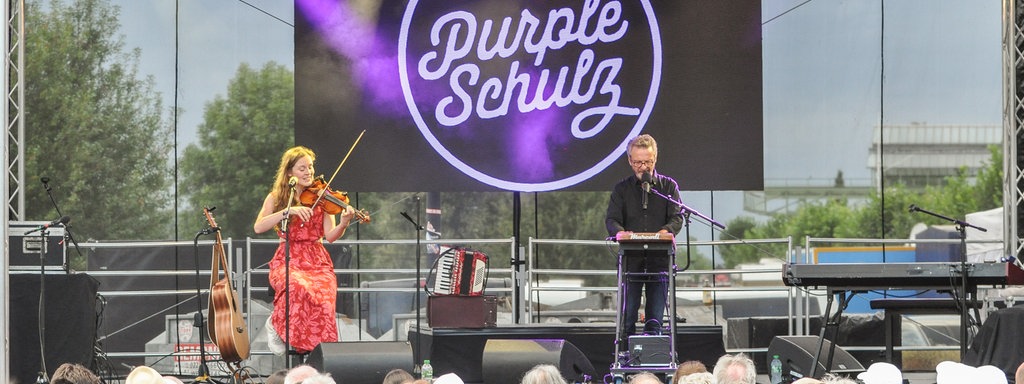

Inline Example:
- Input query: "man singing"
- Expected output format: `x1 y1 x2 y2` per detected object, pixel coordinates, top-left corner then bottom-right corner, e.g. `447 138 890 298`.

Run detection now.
605 134 684 342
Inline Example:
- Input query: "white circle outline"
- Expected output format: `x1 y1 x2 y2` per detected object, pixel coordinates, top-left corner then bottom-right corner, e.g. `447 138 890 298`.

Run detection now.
398 0 661 192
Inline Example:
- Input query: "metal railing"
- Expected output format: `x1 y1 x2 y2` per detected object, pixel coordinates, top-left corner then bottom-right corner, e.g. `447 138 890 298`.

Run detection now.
525 236 800 361
63 234 1008 366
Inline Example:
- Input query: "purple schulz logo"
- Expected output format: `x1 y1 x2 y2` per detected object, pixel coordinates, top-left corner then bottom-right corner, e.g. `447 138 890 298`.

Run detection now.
399 0 662 191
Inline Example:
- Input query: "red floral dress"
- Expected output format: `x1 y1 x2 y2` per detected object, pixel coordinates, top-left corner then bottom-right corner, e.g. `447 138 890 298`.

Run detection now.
268 205 338 353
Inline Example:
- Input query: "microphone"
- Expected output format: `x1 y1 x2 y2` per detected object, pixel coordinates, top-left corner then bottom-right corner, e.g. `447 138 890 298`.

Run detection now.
41 176 52 192
640 172 651 210
288 176 298 188
26 216 70 234
908 204 919 213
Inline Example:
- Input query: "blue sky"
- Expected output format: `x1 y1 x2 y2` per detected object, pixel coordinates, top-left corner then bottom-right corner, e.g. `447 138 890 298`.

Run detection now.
112 0 295 152
762 0 1001 185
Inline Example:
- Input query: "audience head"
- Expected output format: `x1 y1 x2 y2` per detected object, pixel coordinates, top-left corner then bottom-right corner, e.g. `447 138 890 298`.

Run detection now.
628 372 662 384
433 373 465 384
267 369 289 384
1016 361 1024 384
856 362 903 384
712 353 756 384
673 360 707 383
284 365 320 384
675 372 712 384
50 363 101 384
520 364 567 384
384 368 415 384
820 373 859 384
935 361 1007 384
302 373 337 384
125 366 164 384
790 378 824 384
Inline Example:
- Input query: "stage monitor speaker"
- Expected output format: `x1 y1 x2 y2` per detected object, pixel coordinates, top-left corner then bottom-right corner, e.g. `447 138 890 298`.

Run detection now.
482 339 597 384
767 336 864 380
308 341 415 384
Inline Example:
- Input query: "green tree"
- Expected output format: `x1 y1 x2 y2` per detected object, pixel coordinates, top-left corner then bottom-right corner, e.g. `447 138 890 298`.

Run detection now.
719 216 774 267
23 0 172 241
179 62 294 240
724 147 1006 267
842 184 916 239
973 145 1003 209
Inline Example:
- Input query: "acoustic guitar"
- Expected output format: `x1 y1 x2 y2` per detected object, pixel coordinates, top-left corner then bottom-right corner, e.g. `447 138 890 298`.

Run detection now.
204 207 250 362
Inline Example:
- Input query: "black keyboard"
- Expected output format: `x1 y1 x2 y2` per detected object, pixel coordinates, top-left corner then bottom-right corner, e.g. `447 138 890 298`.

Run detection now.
783 262 1008 289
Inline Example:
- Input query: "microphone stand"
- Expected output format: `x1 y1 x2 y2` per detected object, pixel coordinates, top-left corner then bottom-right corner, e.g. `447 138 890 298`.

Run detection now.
282 188 298 367
192 227 224 384
33 226 52 383
908 204 986 358
40 178 83 273
25 217 67 383
646 188 723 366
649 188 725 231
400 197 424 372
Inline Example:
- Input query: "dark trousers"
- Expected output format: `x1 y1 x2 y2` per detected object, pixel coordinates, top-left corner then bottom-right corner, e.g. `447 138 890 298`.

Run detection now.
621 272 668 337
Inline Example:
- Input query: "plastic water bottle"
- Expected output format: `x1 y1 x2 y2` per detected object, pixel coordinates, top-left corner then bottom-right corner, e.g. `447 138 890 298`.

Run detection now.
422 360 434 383
770 354 783 384
701 279 713 306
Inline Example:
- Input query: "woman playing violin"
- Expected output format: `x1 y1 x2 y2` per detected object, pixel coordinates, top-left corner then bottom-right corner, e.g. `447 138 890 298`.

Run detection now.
253 146 357 356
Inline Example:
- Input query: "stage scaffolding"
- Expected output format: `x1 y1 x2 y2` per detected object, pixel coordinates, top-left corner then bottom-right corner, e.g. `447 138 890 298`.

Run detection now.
4 0 1024 381
1005 0 1024 261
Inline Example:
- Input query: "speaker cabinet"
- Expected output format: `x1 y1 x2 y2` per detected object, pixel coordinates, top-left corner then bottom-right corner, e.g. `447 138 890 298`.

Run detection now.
628 335 672 366
428 295 497 328
767 336 864 380
308 341 415 384
482 339 597 384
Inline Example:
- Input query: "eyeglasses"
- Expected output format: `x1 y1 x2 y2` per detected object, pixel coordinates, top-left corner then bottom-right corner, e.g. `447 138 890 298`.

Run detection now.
630 160 654 167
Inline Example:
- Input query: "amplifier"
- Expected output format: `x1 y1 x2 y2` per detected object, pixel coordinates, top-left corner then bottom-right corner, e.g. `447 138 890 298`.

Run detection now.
428 295 497 328
628 335 672 366
9 221 66 270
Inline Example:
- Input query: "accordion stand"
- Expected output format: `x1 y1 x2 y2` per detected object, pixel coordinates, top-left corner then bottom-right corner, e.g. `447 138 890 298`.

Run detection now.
399 203 426 372
610 232 679 381
426 246 492 328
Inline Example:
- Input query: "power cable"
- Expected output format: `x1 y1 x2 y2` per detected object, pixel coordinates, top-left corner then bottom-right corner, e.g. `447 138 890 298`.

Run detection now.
237 0 293 28
763 0 814 26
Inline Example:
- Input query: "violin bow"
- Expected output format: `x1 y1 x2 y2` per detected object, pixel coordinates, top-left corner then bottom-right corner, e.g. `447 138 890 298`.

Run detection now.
312 129 366 209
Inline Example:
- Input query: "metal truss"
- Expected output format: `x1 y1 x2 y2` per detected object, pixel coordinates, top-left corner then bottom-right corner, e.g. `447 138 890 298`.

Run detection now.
6 0 22 220
1007 0 1024 259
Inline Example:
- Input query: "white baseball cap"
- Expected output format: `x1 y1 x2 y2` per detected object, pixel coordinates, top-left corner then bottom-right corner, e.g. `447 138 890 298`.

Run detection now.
856 362 903 384
125 366 164 384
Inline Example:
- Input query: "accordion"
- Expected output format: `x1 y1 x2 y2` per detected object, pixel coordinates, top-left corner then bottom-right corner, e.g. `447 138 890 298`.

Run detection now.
430 246 487 296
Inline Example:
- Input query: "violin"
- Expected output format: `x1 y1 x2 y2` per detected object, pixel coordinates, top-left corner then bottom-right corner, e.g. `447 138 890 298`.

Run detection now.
299 175 371 223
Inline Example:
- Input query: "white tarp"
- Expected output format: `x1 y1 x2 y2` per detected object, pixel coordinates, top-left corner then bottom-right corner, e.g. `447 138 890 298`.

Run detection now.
965 207 1004 262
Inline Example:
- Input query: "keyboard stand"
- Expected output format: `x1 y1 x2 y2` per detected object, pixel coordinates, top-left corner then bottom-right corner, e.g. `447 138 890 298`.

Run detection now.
610 235 678 383
809 288 859 378
810 283 982 377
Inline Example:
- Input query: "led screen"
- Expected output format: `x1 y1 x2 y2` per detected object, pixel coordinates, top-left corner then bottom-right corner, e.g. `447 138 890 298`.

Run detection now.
296 0 762 192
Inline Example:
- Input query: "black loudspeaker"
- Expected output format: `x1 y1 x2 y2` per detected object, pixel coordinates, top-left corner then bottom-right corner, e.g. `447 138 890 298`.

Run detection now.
482 339 597 384
308 341 415 384
767 336 865 379
10 274 98 384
